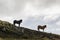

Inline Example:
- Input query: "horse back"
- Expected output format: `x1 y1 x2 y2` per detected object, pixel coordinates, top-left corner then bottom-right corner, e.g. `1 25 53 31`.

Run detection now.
38 25 46 29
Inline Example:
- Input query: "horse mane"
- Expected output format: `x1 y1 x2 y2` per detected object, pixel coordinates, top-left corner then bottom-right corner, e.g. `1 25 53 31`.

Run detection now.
19 19 22 22
43 25 46 28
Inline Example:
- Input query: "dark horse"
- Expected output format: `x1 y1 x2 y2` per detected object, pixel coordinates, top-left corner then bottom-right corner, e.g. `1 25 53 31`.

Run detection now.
37 25 46 31
13 19 22 27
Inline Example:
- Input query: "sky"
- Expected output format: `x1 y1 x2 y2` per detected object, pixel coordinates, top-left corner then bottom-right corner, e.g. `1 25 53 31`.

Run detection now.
0 0 60 34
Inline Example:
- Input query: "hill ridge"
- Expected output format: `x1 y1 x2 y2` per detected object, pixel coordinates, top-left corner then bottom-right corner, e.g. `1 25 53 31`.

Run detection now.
0 20 60 40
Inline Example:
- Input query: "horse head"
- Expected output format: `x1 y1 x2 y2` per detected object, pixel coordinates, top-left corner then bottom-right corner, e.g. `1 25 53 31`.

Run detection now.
44 25 46 28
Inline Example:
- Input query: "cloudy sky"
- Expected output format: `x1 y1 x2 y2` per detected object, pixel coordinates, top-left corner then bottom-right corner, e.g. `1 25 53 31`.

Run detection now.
0 0 60 34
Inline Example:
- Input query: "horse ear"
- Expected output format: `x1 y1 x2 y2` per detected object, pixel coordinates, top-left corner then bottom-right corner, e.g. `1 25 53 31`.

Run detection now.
21 19 22 20
44 25 46 27
20 19 22 21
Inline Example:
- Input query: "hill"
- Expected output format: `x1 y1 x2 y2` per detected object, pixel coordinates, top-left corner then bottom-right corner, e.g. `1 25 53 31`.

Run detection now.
0 20 60 40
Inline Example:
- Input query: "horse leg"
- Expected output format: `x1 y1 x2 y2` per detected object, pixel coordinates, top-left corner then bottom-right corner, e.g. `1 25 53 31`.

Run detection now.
13 22 15 26
43 29 44 32
13 23 15 27
19 24 20 27
38 28 39 31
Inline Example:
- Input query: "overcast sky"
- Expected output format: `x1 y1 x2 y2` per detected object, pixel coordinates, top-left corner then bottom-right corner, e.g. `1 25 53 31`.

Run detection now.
0 0 60 34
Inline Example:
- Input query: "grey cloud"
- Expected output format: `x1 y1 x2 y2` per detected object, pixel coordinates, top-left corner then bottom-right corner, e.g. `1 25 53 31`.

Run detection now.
23 16 46 28
0 0 58 16
48 16 60 25
0 0 26 16
29 0 56 9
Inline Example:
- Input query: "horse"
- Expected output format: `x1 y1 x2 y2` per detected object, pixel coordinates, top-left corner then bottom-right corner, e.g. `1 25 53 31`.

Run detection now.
37 25 46 31
13 19 22 27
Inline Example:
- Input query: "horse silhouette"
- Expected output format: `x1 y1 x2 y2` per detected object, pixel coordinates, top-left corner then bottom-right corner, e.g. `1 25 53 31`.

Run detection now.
37 25 46 31
13 19 22 27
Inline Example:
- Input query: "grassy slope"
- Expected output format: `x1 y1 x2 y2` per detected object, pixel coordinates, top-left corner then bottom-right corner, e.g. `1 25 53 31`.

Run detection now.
0 20 60 40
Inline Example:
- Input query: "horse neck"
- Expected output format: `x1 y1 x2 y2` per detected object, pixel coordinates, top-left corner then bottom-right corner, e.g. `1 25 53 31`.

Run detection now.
44 26 46 28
